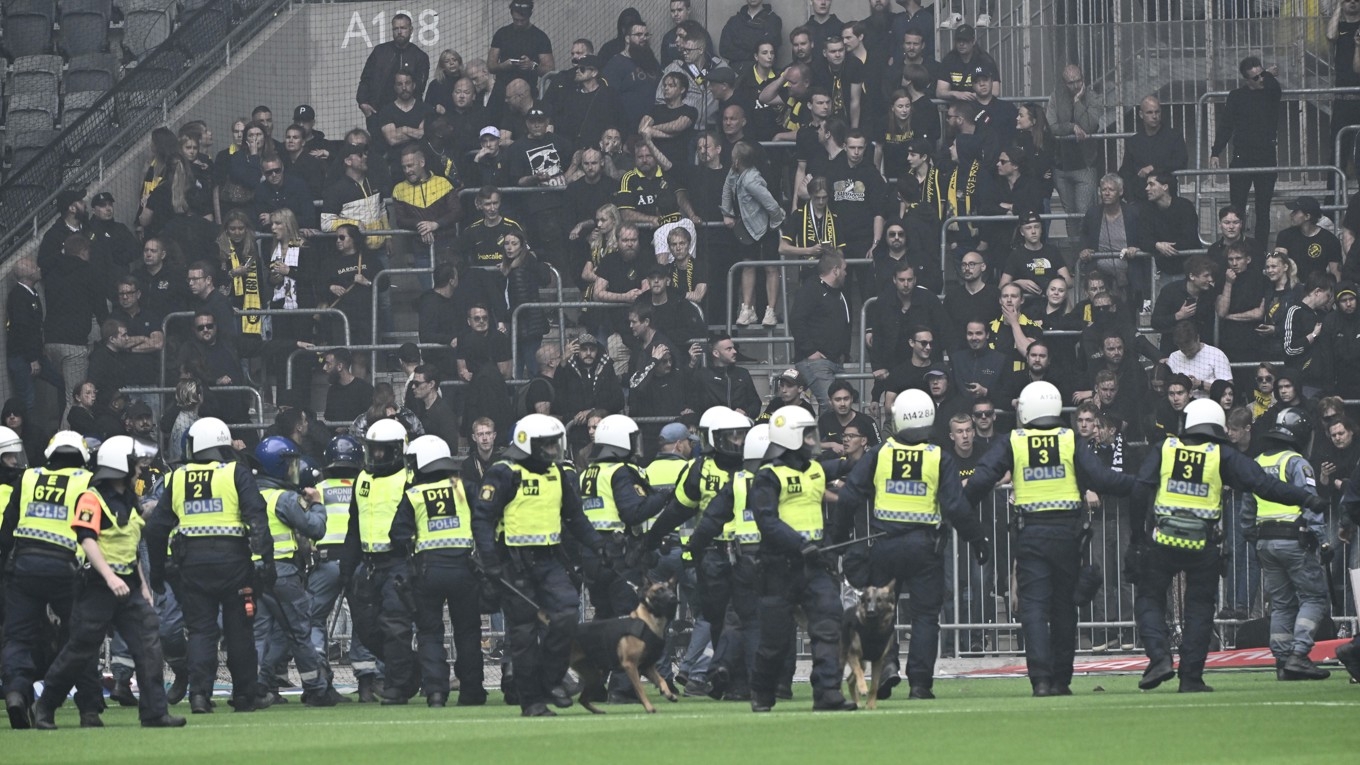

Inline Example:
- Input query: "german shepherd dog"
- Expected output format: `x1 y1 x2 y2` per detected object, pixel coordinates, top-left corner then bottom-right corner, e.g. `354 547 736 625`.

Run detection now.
841 581 897 710
569 577 680 713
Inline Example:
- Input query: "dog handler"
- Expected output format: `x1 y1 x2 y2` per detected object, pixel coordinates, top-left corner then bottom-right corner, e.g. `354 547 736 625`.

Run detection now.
835 390 991 700
965 382 1136 697
473 414 604 717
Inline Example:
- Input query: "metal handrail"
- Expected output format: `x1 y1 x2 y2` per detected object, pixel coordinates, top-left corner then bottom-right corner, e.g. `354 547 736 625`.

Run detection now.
1172 165 1348 239
158 308 352 385
1194 86 1360 182
510 301 611 367
937 212 1082 298
122 385 265 432
285 343 452 391
1334 124 1360 192
722 258 872 339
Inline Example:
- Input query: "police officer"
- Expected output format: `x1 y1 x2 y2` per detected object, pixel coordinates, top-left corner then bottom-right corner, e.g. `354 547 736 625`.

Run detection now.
32 436 186 729
835 390 992 700
472 414 604 717
390 435 486 707
745 406 856 712
1 431 106 728
251 436 337 706
145 417 274 714
307 435 380 702
642 406 751 698
965 382 1137 697
1128 399 1329 692
1242 408 1332 681
340 419 419 705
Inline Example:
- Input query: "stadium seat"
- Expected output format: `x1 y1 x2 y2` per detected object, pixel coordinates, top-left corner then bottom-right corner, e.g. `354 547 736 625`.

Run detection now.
120 0 176 59
59 0 112 57
2 0 57 56
174 1 230 61
10 55 64 95
65 52 120 92
0 185 52 231
7 128 62 174
5 93 60 133
61 89 106 125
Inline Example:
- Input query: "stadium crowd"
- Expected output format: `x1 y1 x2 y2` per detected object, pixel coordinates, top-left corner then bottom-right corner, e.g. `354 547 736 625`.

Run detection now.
3 0 1360 723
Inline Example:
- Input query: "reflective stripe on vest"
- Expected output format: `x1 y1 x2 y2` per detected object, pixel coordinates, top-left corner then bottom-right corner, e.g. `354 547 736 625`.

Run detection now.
170 462 245 537
502 461 563 546
871 438 941 525
676 458 737 541
766 463 826 541
1009 428 1081 512
643 457 689 533
579 462 630 532
16 467 93 552
81 490 144 576
1153 437 1224 521
731 471 760 544
258 489 297 559
1253 450 1302 525
357 471 407 553
408 478 474 551
316 478 354 546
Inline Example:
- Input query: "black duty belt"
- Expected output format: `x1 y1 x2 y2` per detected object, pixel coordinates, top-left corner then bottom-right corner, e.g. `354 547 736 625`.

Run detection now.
314 545 344 562
1256 522 1299 541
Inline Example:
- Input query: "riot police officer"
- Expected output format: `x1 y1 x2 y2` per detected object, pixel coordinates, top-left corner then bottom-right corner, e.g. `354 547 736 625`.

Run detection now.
32 436 186 729
746 406 856 712
145 417 274 714
391 435 486 707
1 431 106 728
835 390 992 700
340 419 418 704
965 382 1137 697
252 436 335 705
472 414 604 717
1129 399 1328 692
1243 407 1332 681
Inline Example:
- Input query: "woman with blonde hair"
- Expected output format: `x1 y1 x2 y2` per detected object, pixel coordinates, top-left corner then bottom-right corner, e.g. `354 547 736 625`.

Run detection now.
426 49 464 115
167 377 204 465
723 141 786 327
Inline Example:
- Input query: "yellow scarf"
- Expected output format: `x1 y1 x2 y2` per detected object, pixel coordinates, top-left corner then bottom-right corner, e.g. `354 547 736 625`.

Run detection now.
1252 389 1273 419
946 161 979 234
798 204 837 256
670 257 696 293
230 241 263 336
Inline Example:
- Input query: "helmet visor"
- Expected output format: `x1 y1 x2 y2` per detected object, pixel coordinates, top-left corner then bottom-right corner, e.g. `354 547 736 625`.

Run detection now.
713 427 746 458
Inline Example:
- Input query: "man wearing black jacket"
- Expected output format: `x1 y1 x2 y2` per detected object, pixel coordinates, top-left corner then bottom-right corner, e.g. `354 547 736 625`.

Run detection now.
1209 57 1282 244
86 191 139 282
418 263 474 379
558 334 625 424
1317 281 1360 398
791 251 850 413
4 258 64 410
690 334 760 416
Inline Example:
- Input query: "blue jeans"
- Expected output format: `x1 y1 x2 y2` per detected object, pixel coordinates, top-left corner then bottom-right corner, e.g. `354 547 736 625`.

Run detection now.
6 354 64 411
795 357 841 415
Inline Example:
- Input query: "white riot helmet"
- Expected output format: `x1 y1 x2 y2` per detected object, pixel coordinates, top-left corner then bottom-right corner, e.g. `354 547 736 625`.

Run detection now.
767 406 817 456
594 414 641 459
187 417 233 461
409 434 458 475
1017 381 1063 427
93 435 137 482
698 406 736 454
364 418 408 475
1182 398 1228 442
508 413 567 463
743 424 772 471
0 425 28 470
892 388 936 442
706 408 752 459
45 429 91 464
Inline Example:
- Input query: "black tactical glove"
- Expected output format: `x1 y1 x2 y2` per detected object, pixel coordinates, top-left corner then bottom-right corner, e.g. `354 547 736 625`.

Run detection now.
1306 495 1330 514
971 537 992 567
1122 542 1148 586
799 542 822 563
254 560 277 591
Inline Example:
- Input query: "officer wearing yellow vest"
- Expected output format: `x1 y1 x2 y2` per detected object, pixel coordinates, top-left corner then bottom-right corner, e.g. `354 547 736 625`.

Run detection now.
836 389 992 701
0 426 25 644
641 406 751 698
339 419 419 704
388 435 486 708
965 381 1136 697
250 436 336 706
306 435 383 701
472 414 605 717
1240 407 1333 681
1 431 107 729
145 417 273 714
1129 399 1327 692
32 436 186 730
681 424 773 704
744 406 857 712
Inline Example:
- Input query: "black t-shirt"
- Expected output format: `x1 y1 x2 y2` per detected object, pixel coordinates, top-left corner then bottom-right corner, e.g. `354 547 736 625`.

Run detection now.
682 163 729 222
795 122 824 166
811 57 864 122
824 155 889 237
596 251 647 294
1336 20 1360 87
1004 243 1067 293
377 99 429 147
325 378 373 424
456 327 512 368
490 24 553 91
1275 225 1342 283
817 410 881 447
646 103 698 167
507 133 574 212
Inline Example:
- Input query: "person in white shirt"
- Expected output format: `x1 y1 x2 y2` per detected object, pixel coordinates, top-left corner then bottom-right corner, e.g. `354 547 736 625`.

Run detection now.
1166 320 1232 398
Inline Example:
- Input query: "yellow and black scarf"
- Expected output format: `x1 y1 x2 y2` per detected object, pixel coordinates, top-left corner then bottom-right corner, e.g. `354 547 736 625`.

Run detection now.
229 240 264 336
670 257 696 293
796 204 838 255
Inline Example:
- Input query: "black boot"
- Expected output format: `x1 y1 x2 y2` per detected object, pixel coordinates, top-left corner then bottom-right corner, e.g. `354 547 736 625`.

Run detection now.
1139 655 1175 690
167 671 189 705
189 693 213 714
79 711 103 727
1282 654 1330 681
7 690 33 730
521 702 556 717
426 693 447 708
812 689 857 711
357 675 379 703
110 677 138 707
142 713 187 727
31 699 56 731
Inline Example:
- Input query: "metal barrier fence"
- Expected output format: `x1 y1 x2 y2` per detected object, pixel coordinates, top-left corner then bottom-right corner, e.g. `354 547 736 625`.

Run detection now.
122 384 265 434
158 307 352 386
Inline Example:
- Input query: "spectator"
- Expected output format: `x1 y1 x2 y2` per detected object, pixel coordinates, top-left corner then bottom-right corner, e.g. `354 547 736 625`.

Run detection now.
464 417 500 483
456 304 514 383
661 25 728 130
969 396 1003 450
987 282 1042 373
565 150 616 259
1215 241 1270 367
1001 210 1072 310
1001 339 1067 408
356 13 430 136
623 302 680 382
1274 196 1342 283
1152 373 1193 439
883 325 938 403
1328 0 1360 176
1209 56 1282 243
594 223 650 360
254 155 318 232
1166 320 1232 398
1207 204 1265 273
1280 274 1336 395
758 368 817 422
228 122 274 211
1251 368 1313 452
215 118 253 218
1150 254 1217 357
639 264 706 349
937 24 999 100
165 379 203 466
322 349 374 428
1118 96 1187 203
519 344 562 417
86 191 140 279
499 230 553 377
813 35 863 129
759 62 813 141
826 130 889 273
790 250 851 412
971 64 1017 148
5 257 64 410
321 140 387 243
65 380 102 438
1317 281 1360 398
486 0 554 98
409 364 459 448
319 224 380 347
925 368 969 443
1078 174 1143 302
943 250 999 350
953 319 1008 403
351 383 424 438
41 235 108 405
661 226 708 305
1046 64 1104 218
720 0 783 67
818 380 880 454
581 202 621 295
558 334 625 426
132 237 189 320
603 20 663 133
186 260 239 346
1137 170 1201 276
661 0 713 66
689 334 761 416
418 263 471 380
1210 379 1237 413
617 138 698 240
391 144 462 270
109 277 164 388
377 71 429 166
723 141 787 327
1260 250 1301 357
867 261 946 386
457 185 526 272
508 109 573 270
425 49 465 116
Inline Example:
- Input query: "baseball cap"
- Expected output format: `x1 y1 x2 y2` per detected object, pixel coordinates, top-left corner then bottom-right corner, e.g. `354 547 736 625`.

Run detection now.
1018 210 1043 226
91 191 115 206
397 342 422 364
1336 281 1358 300
955 24 976 41
57 188 86 210
509 0 533 16
293 104 316 122
659 422 695 445
971 62 998 80
707 67 737 85
480 125 502 139
124 401 154 420
776 368 808 387
575 333 602 349
1287 196 1322 217
924 366 950 379
905 137 933 156
526 107 549 121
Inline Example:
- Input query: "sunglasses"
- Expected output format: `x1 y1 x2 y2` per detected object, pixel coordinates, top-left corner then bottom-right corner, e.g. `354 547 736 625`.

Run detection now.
973 410 995 418
1256 376 1274 382
196 323 215 331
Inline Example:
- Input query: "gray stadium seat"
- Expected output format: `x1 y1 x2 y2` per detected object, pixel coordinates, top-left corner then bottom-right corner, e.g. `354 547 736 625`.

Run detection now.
61 89 105 125
8 128 62 174
120 0 176 59
59 7 111 56
2 0 57 56
65 52 119 92
5 93 60 133
10 55 64 95
174 1 230 61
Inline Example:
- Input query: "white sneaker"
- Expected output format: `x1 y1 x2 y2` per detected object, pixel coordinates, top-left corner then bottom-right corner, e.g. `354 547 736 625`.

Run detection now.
975 13 992 27
762 307 777 327
940 12 964 29
736 305 757 326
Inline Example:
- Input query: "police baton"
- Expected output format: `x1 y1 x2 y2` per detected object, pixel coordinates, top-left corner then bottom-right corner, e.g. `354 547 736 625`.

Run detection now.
815 532 889 554
471 557 545 613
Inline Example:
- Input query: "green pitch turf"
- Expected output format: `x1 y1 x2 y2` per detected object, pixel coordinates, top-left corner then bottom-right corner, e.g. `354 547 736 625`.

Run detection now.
5 672 1356 764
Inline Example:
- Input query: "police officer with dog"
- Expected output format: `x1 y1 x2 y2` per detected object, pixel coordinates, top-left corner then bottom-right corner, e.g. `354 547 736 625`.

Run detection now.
390 435 487 707
146 417 274 714
965 382 1137 697
1127 400 1329 692
473 414 605 717
835 390 992 701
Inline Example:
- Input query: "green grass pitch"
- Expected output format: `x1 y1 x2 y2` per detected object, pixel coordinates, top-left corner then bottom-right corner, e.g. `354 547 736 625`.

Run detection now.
5 672 1356 764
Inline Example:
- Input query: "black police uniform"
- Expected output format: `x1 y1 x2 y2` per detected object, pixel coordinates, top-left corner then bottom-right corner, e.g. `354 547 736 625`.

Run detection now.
473 457 603 715
965 422 1136 695
578 456 669 619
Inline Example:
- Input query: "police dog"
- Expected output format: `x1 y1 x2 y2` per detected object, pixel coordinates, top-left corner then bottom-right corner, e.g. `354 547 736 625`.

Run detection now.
569 577 680 714
841 581 897 710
